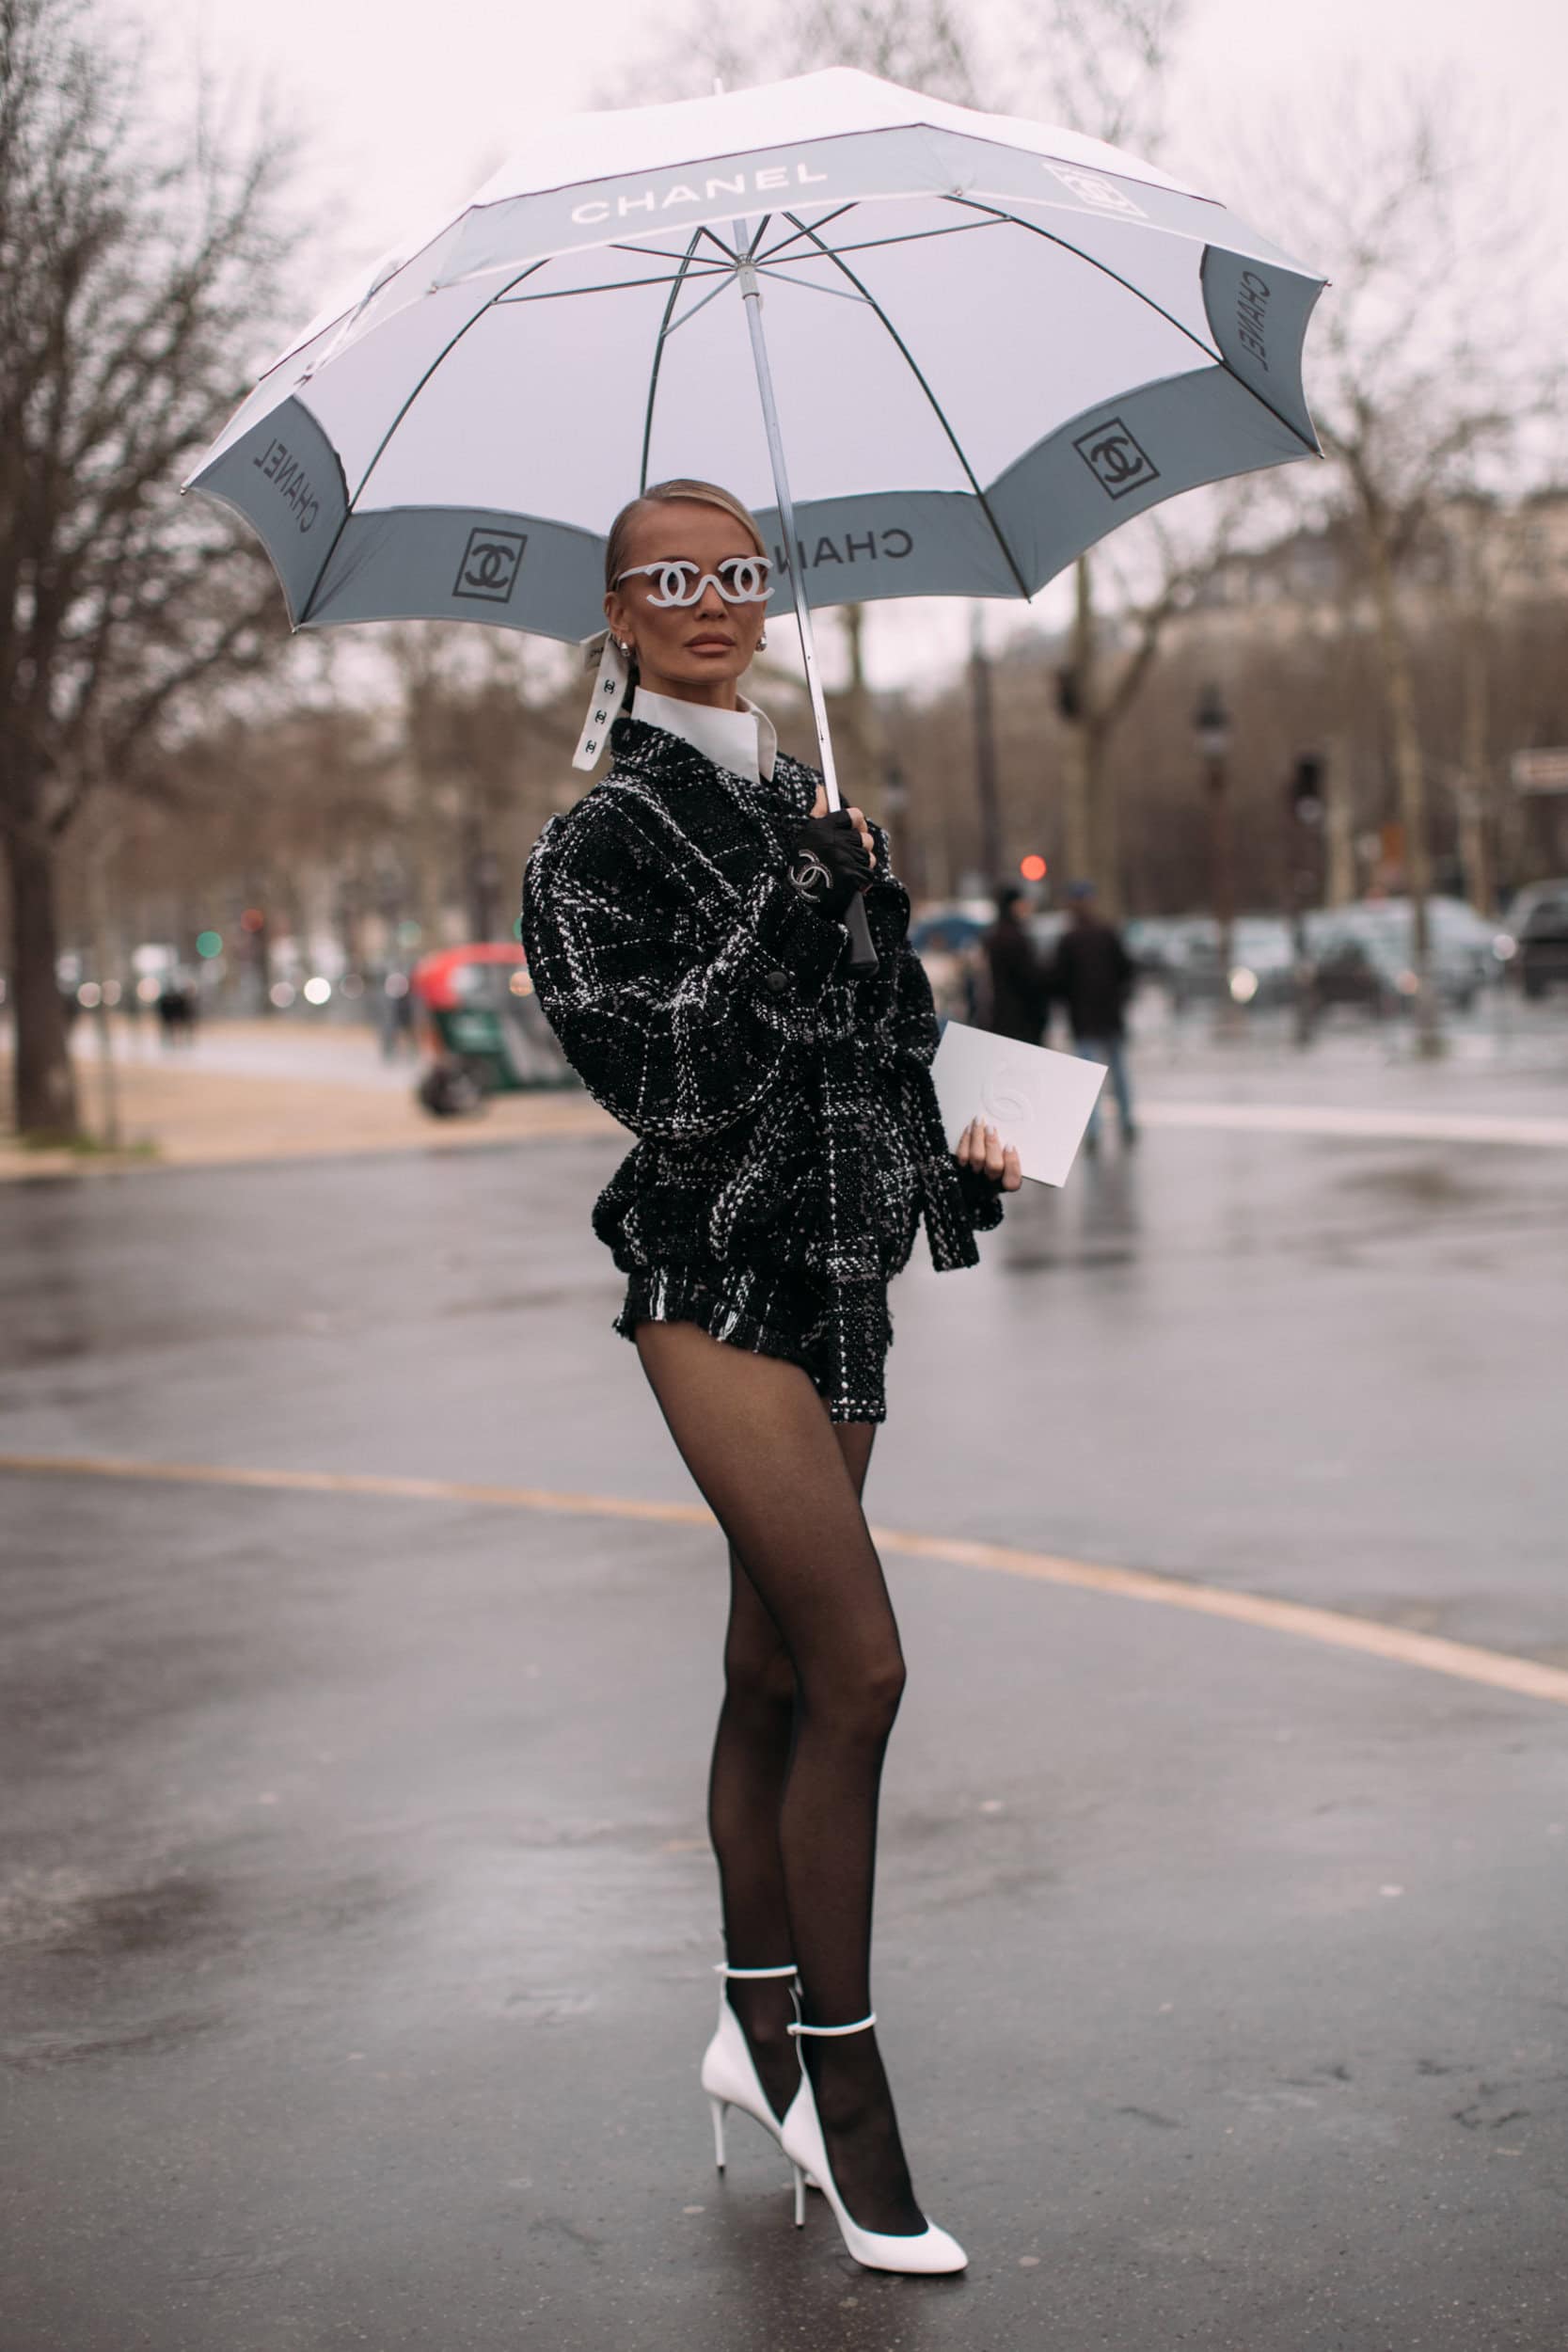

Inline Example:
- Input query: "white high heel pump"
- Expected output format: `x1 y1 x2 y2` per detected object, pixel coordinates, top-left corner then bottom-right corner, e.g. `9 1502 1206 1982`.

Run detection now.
700 1962 816 2217
779 2012 968 2275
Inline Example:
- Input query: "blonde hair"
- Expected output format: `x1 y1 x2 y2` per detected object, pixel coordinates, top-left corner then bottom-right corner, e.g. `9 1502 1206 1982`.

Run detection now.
603 478 767 591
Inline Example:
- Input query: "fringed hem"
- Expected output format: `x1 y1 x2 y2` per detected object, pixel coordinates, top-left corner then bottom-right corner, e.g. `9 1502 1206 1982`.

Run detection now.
613 1262 890 1424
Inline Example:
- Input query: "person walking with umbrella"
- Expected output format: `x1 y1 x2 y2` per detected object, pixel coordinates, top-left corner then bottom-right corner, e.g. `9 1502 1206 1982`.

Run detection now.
522 478 1020 2275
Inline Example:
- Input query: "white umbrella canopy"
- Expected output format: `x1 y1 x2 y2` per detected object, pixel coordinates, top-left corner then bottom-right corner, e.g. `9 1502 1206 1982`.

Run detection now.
187 67 1324 644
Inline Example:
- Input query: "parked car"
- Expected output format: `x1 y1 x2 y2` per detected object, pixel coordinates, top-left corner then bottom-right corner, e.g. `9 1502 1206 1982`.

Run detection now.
908 907 988 1024
1305 928 1405 1018
1304 902 1481 1012
1121 914 1197 986
1165 916 1296 1011
1497 880 1568 998
1351 896 1497 1005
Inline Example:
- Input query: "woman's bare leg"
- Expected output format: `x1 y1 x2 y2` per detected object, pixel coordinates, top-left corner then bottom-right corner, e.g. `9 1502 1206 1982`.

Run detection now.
634 1320 922 2233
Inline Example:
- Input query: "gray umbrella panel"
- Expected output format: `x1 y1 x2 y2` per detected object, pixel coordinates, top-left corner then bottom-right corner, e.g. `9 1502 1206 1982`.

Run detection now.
190 112 1323 642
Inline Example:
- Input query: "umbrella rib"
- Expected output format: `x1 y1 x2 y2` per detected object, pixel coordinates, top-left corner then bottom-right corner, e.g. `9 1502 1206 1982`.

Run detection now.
777 213 1032 601
752 203 859 265
665 272 740 336
702 218 754 264
500 265 730 302
299 258 552 625
753 264 868 310
605 240 710 265
758 215 1006 267
947 197 1320 457
948 195 1218 358
641 231 711 494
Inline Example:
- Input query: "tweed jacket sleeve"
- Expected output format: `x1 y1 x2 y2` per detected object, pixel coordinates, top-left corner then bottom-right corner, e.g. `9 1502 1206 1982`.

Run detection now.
869 877 1004 1246
850 819 1005 1248
521 780 850 1142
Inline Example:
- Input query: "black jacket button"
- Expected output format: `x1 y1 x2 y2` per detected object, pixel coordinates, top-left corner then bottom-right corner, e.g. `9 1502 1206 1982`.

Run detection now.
765 968 789 993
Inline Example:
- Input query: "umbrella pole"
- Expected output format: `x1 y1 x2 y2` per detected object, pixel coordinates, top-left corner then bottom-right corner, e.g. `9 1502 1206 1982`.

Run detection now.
739 262 878 977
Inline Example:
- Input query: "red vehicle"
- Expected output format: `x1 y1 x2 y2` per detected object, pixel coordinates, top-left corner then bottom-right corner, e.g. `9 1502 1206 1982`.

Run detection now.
411 943 573 1115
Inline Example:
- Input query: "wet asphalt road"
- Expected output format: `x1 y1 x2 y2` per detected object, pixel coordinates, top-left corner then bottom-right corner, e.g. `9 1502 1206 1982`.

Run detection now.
3 1087 1567 2350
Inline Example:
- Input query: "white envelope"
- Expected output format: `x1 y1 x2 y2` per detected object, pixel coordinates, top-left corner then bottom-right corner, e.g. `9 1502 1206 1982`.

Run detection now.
931 1021 1106 1186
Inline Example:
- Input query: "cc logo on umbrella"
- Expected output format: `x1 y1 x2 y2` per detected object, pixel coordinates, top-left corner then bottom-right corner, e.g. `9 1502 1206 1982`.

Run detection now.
1073 417 1159 501
453 526 528 602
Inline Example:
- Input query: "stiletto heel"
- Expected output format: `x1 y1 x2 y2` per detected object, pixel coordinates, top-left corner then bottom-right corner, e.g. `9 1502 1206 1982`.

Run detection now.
699 1963 818 2195
780 2014 967 2276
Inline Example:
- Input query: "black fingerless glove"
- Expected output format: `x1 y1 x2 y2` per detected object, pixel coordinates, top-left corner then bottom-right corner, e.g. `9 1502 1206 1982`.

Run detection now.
786 810 872 922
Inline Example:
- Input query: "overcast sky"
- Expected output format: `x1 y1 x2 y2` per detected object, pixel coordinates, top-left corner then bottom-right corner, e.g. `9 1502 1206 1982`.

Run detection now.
171 0 1568 694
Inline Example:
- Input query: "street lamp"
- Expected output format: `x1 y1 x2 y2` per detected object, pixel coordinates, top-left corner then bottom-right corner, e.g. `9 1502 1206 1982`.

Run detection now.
880 754 925 903
1281 754 1328 1048
1193 682 1237 1033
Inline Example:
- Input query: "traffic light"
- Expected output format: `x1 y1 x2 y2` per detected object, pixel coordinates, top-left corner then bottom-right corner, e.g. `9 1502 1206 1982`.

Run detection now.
1020 853 1048 882
1291 755 1325 825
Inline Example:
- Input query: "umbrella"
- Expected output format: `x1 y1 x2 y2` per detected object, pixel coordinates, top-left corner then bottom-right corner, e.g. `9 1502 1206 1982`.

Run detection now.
187 68 1324 971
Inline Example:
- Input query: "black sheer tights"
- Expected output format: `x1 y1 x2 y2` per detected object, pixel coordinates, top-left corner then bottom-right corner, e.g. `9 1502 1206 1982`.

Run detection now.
634 1319 926 2237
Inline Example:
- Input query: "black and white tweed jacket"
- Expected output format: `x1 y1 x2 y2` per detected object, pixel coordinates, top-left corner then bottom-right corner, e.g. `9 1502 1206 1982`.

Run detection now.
519 711 1002 1292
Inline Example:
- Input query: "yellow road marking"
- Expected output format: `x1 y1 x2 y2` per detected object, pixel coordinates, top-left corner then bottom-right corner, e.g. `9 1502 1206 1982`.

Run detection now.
5 1452 1568 1709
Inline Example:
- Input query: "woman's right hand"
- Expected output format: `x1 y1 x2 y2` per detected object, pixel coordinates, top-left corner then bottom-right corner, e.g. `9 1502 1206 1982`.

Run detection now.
808 786 876 862
788 800 873 921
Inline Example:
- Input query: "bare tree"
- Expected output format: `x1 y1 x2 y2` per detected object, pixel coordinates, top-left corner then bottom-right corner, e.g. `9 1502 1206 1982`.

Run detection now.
1010 0 1211 912
0 0 300 1136
1023 0 1186 149
612 0 977 105
1053 503 1245 910
1231 75 1560 1047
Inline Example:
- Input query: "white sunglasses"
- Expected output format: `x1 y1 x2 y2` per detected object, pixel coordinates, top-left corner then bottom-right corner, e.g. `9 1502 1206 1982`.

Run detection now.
614 554 773 608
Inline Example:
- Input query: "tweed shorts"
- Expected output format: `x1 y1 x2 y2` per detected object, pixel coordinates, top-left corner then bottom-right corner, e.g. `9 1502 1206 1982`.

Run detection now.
614 1257 894 1424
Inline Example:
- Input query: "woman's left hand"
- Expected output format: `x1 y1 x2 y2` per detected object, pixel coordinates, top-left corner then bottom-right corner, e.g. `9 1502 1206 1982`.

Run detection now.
955 1117 1022 1192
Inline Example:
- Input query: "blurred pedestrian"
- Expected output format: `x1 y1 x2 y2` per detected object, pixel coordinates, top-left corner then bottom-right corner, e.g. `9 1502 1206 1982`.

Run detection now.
156 977 191 1049
1051 881 1136 1149
379 970 418 1060
523 478 1021 2278
978 883 1048 1042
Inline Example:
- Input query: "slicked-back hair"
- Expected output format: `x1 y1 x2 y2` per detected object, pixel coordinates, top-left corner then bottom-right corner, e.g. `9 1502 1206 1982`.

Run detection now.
604 479 767 590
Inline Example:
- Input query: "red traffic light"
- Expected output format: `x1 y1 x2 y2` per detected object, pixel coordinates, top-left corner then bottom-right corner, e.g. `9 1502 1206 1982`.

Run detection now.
240 908 265 932
1019 853 1048 882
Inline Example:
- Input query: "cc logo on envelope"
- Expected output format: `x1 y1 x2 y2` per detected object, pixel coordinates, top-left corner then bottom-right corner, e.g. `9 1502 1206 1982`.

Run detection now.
980 1066 1030 1127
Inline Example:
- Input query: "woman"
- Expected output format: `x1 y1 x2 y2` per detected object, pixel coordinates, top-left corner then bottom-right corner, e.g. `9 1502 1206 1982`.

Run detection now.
521 478 1020 2277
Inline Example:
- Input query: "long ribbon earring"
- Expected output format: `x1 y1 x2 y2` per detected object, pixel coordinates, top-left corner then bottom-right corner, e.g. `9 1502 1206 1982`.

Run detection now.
572 635 631 772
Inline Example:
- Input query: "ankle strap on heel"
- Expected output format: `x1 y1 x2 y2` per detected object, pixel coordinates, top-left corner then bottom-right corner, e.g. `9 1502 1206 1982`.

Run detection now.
788 2010 876 2038
714 1962 799 1980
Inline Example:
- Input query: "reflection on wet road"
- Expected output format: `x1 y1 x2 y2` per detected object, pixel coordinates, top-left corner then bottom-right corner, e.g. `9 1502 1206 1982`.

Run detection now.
4 1087 1567 2350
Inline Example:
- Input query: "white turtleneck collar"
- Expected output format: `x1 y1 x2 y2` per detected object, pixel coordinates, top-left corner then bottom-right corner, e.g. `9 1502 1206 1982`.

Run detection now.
632 686 778 789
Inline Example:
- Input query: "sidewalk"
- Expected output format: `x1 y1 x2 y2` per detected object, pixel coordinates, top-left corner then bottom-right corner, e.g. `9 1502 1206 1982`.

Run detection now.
4 1006 1567 1182
0 1019 616 1181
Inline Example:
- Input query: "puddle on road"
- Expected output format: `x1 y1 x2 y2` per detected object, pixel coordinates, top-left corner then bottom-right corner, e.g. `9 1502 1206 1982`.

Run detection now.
0 2010 225 2074
1342 1162 1497 1210
59 1874 228 1957
0 1867 226 1956
1003 1247 1138 1271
